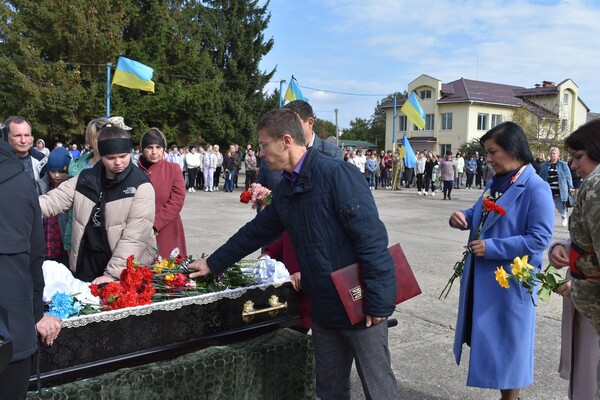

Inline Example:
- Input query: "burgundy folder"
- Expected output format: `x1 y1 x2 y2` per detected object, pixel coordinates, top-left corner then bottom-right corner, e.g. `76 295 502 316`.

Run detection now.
330 243 421 325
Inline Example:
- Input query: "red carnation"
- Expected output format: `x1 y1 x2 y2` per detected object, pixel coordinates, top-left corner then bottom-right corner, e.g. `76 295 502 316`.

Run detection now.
240 191 252 204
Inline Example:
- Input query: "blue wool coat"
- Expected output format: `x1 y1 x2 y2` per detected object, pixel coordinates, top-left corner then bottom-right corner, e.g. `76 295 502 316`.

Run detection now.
454 164 554 389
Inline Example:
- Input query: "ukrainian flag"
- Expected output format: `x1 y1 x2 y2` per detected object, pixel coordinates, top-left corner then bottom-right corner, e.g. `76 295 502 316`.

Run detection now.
112 56 155 92
400 134 417 168
284 76 308 102
400 92 426 130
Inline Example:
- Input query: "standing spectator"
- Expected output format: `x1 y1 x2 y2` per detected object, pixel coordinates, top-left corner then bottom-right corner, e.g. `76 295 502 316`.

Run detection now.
35 147 72 267
185 146 201 193
168 145 185 176
391 148 404 190
244 149 258 190
454 151 464 189
356 149 366 176
196 146 205 190
0 139 61 399
213 144 223 191
39 124 157 284
36 139 50 158
222 149 236 192
548 119 600 399
483 158 496 186
439 151 456 200
131 146 141 163
383 150 393 189
366 152 378 190
181 146 190 189
424 151 439 196
415 151 426 194
234 144 243 188
4 116 47 181
465 154 477 190
475 151 485 189
540 147 573 227
188 108 399 399
449 121 554 400
69 144 81 159
203 145 216 192
138 128 187 258
347 150 360 169
532 152 546 174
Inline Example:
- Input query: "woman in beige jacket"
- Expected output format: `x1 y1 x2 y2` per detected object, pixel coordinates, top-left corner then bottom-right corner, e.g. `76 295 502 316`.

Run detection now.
39 124 157 284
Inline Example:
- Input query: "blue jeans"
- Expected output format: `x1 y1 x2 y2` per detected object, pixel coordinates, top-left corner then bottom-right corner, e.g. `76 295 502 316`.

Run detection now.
224 171 235 191
368 171 376 187
553 195 567 219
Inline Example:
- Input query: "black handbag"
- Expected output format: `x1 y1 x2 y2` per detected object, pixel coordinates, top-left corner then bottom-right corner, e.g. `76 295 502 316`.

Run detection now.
0 317 12 374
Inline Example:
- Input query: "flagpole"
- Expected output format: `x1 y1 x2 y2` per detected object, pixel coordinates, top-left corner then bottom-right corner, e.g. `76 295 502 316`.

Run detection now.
392 94 397 151
106 62 112 118
278 79 286 108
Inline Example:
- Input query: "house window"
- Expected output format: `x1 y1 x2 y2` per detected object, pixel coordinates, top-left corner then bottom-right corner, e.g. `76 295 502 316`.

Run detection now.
440 144 452 156
563 93 569 104
419 90 432 100
491 114 503 128
561 119 567 131
425 114 434 130
397 115 407 131
441 113 453 130
477 113 489 130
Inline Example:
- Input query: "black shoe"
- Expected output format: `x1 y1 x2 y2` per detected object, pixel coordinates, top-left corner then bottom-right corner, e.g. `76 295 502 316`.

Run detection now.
448 196 452 200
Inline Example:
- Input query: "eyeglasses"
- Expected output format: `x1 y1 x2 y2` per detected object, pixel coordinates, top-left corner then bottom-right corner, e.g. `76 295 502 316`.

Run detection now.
258 137 282 151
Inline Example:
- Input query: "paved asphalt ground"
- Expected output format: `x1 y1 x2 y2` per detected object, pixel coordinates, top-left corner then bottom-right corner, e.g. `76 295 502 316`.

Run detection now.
181 179 570 400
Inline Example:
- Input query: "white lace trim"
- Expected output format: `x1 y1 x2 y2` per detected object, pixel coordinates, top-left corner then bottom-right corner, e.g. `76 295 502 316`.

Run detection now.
62 282 285 328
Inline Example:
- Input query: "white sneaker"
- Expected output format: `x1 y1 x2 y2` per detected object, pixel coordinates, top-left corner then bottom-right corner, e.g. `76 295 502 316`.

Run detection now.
205 188 209 192
209 188 213 192
417 191 422 195
188 188 192 193
561 218 568 227
192 188 196 192
431 192 435 197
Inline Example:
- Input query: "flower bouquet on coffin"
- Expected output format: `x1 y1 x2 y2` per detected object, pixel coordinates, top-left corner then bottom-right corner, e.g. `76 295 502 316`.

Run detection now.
240 183 272 209
439 197 506 299
495 255 567 305
90 249 261 311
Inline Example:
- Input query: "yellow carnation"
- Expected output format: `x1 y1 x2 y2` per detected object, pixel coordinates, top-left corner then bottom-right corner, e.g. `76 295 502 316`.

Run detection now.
164 273 174 281
495 266 510 289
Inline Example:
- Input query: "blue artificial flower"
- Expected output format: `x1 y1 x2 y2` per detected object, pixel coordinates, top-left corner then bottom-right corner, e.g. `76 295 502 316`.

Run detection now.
47 292 81 319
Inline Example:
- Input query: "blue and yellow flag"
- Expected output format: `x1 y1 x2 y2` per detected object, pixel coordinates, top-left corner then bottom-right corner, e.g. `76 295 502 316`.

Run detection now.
400 92 426 130
400 134 417 168
112 56 155 92
284 76 308 103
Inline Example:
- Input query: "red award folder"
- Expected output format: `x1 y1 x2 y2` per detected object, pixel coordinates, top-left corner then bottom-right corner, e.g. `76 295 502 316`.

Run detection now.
330 243 421 325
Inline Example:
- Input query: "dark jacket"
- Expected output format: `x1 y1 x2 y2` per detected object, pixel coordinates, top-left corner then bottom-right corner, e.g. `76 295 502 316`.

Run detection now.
208 148 396 329
0 140 45 362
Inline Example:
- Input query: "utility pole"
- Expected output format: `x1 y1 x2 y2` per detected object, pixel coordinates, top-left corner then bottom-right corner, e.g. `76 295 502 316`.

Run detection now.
335 108 339 148
278 80 286 108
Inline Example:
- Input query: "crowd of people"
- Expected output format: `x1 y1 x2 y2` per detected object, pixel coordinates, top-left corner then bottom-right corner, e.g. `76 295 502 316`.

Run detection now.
0 104 598 400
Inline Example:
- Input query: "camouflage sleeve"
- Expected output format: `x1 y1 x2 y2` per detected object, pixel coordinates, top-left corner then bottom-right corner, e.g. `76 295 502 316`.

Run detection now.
572 173 600 277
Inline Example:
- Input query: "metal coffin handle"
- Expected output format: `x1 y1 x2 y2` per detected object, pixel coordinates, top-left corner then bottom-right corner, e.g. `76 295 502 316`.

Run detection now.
242 295 288 323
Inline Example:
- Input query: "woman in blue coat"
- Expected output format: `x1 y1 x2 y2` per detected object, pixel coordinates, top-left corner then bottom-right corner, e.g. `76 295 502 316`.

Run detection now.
449 122 554 400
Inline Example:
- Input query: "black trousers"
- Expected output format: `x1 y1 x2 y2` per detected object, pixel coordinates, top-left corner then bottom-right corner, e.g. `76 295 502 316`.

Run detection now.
0 356 31 400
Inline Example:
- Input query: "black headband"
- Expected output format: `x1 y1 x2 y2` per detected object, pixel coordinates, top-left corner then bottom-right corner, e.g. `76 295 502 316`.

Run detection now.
141 133 166 150
98 138 131 156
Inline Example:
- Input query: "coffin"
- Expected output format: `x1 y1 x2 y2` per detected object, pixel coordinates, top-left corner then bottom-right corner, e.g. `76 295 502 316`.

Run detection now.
30 281 300 388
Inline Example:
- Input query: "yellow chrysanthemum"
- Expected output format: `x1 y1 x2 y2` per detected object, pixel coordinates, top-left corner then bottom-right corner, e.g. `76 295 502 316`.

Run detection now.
495 266 510 289
153 266 164 273
164 273 174 281
160 259 170 267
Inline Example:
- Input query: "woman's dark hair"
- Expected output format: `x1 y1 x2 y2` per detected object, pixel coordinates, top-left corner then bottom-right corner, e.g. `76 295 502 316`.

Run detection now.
564 119 600 162
97 124 130 141
479 121 533 164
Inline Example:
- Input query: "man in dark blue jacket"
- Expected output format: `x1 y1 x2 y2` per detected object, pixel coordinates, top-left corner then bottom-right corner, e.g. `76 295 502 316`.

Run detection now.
0 139 61 399
190 108 399 399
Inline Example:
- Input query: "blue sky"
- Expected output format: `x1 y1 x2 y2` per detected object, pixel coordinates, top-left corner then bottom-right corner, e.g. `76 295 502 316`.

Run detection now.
259 0 600 130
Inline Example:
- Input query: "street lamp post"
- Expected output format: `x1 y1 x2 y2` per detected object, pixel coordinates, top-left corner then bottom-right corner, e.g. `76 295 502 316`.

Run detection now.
335 108 339 147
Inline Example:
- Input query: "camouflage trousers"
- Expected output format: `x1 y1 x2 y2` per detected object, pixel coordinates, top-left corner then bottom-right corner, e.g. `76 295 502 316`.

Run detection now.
572 280 600 400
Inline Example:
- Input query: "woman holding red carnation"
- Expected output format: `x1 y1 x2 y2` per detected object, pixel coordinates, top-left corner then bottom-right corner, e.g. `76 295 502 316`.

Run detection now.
449 122 554 400
138 128 187 259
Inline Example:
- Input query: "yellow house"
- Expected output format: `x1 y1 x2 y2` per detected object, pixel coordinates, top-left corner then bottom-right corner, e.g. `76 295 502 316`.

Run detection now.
383 74 590 154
